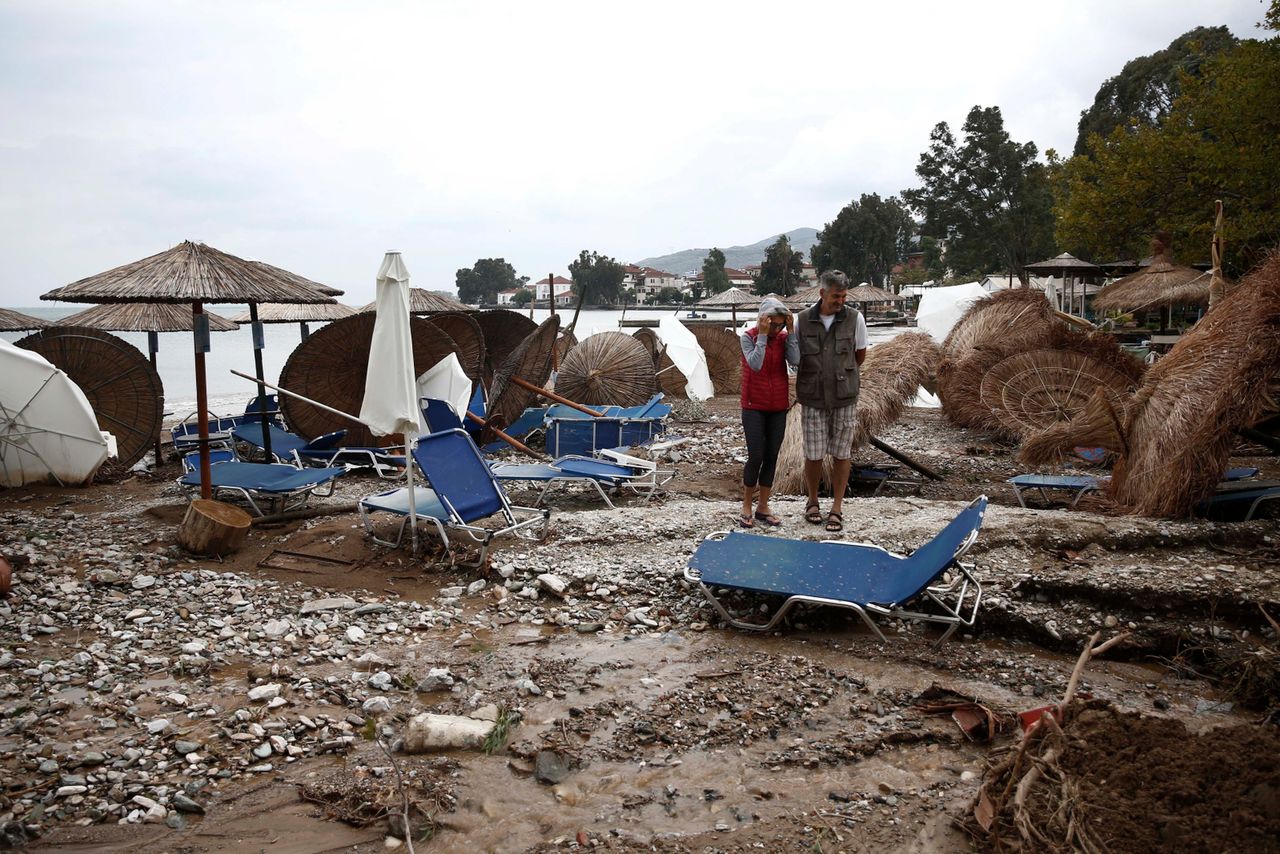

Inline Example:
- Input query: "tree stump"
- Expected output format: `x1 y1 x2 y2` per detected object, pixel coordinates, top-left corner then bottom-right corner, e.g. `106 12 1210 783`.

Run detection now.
177 499 252 557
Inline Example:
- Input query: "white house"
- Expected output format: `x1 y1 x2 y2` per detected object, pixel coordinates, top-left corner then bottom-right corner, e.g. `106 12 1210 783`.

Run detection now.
496 288 520 306
533 275 573 303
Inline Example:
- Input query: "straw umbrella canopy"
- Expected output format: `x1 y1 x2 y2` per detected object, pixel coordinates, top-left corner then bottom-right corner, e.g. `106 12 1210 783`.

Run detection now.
484 316 560 443
422 310 486 383
0 308 50 332
359 288 469 314
695 287 760 327
690 325 742 395
554 331 656 407
846 284 906 303
1092 237 1210 314
39 241 340 498
475 309 538 384
1024 253 1103 316
230 301 356 341
278 311 459 447
632 327 661 367
15 326 164 470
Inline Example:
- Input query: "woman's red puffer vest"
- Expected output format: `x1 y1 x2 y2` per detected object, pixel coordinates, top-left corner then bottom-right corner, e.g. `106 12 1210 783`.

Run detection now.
740 328 790 412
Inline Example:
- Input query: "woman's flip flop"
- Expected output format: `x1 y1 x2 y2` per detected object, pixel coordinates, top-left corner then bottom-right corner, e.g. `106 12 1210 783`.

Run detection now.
754 512 782 527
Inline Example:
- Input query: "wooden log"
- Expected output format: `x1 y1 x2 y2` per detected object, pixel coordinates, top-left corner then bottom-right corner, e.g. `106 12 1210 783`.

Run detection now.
869 436 944 480
177 499 253 557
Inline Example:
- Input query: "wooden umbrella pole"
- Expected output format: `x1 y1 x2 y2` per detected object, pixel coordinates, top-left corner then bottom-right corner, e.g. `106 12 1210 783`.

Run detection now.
869 436 943 480
463 411 545 459
192 302 213 499
508 375 606 416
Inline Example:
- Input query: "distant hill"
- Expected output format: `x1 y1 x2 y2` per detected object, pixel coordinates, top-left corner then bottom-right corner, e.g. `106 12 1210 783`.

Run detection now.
635 228 819 276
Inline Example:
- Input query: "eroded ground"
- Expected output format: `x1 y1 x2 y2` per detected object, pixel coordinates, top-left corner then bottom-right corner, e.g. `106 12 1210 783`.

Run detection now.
1 401 1277 852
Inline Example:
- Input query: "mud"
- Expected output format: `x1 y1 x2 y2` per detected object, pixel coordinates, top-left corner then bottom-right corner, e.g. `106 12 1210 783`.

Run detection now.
2 397 1278 852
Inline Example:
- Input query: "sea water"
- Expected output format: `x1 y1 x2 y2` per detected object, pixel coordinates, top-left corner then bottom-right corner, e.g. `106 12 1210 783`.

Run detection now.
2 304 902 418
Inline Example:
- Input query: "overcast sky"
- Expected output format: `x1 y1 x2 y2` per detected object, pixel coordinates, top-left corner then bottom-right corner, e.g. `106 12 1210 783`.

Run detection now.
0 0 1267 305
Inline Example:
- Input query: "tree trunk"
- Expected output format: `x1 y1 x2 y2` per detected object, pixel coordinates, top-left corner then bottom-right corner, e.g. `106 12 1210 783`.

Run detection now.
177 499 253 557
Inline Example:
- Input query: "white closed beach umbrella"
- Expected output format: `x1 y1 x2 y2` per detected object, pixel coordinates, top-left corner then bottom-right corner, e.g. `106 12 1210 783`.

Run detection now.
0 339 109 486
915 282 989 342
656 315 715 401
359 252 423 551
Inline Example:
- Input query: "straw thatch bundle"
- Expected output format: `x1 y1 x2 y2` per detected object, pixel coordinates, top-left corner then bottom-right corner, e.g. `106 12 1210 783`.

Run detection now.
632 327 661 367
278 313 458 446
1018 386 1134 466
475 309 537 383
944 326 1144 438
772 332 942 495
484 316 560 442
358 288 469 314
554 328 576 368
554 332 655 406
1092 253 1210 312
63 302 239 332
229 302 355 324
1103 252 1280 517
690 325 742 395
424 310 485 381
0 308 49 331
655 349 689 399
15 326 164 469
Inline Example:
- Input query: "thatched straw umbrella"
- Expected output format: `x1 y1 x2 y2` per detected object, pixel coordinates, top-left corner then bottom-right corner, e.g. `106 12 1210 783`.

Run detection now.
1100 252 1280 517
484 316 560 442
39 241 339 496
0 308 50 331
554 331 655 407
278 312 458 447
944 326 1144 438
15 327 164 470
230 301 355 341
475 309 538 385
772 332 942 495
632 327 661 367
554 329 577 370
1093 235 1210 324
422 310 486 383
1018 386 1134 466
690 325 742 395
695 287 760 327
359 287 468 314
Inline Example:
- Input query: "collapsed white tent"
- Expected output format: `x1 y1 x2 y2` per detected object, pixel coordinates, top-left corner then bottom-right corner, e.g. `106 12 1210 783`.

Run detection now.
655 316 715 401
915 282 988 343
416 352 471 434
0 339 109 487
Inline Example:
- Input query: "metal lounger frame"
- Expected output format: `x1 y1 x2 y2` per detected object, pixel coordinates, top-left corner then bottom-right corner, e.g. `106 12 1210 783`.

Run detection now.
358 490 548 568
1009 477 1098 508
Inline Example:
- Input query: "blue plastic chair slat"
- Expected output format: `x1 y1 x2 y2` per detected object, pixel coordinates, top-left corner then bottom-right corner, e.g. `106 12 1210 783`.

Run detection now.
413 430 505 522
180 462 344 493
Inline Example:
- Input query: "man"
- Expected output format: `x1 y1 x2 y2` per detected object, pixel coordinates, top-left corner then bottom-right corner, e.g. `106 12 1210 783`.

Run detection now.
795 270 867 532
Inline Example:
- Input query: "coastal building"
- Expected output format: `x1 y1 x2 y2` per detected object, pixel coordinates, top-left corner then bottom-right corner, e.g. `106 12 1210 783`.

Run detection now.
496 288 520 306
533 275 574 306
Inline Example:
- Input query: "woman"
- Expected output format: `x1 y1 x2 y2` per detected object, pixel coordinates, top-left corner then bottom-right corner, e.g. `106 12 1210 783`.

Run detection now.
738 297 799 527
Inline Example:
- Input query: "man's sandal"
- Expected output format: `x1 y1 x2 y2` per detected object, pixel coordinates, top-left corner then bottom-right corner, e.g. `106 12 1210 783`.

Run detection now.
739 513 755 528
805 503 823 525
824 512 843 532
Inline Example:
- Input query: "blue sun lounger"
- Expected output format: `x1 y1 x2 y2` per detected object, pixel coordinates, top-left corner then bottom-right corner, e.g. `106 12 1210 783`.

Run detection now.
178 461 345 516
358 428 550 566
489 455 660 508
1197 479 1280 522
685 496 988 644
1007 474 1099 508
232 424 405 477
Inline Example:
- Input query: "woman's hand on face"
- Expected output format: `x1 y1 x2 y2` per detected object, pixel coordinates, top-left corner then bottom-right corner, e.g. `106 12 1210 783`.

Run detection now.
756 317 772 334
784 312 793 333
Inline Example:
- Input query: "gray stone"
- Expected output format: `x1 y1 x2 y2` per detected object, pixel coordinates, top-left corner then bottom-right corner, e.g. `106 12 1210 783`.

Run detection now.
345 626 366 643
247 683 281 702
146 718 171 735
174 740 200 756
300 597 357 614
353 603 387 616
38 759 58 774
417 668 454 692
262 619 290 638
131 575 157 589
534 750 572 784
252 742 274 759
171 793 204 815
537 573 568 597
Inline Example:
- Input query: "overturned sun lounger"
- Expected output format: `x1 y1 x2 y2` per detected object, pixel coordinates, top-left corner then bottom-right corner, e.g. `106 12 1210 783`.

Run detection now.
232 423 404 477
684 496 988 644
178 461 345 517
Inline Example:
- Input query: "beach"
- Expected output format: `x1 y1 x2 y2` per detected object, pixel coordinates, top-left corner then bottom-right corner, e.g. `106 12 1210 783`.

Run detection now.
1 394 1277 852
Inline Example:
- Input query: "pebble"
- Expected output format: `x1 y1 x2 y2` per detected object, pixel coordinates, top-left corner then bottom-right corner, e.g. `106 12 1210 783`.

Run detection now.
417 668 454 692
346 626 366 643
131 575 157 589
300 596 357 614
247 684 282 702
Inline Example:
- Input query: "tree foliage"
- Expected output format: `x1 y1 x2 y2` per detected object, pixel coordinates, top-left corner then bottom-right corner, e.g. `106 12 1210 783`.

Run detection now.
701 247 731 295
510 288 533 308
1053 35 1280 275
901 106 1055 283
654 286 685 304
1073 26 1238 157
812 193 915 287
566 250 625 331
455 258 525 305
753 235 804 296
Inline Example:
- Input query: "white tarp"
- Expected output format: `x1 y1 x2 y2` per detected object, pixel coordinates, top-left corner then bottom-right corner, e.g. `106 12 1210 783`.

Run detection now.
360 252 419 437
416 352 471 434
909 386 942 408
656 316 715 401
0 339 108 487
915 282 988 342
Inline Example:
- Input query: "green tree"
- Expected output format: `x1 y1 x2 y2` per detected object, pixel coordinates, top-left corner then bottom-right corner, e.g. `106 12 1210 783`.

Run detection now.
455 258 525 305
510 288 533 308
654 286 684 304
1073 26 1238 157
754 235 804 296
812 193 915 286
701 247 731 294
1053 34 1280 275
566 250 625 332
901 106 1055 284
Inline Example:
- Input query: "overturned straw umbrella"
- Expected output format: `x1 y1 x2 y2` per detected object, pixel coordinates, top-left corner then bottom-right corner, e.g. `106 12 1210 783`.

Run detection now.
15 326 164 470
689 325 742 396
773 332 942 495
632 327 661 367
475 309 538 384
484 316 560 443
0 308 50 332
39 241 339 496
422 310 486 383
554 331 655 407
1100 252 1280 517
277 312 459 447
230 301 355 341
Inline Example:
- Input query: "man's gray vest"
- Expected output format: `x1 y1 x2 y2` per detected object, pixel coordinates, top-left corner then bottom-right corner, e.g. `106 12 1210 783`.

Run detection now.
795 304 861 410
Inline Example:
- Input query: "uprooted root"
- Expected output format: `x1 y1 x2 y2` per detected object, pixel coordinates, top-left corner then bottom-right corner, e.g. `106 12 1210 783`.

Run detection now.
298 756 458 841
